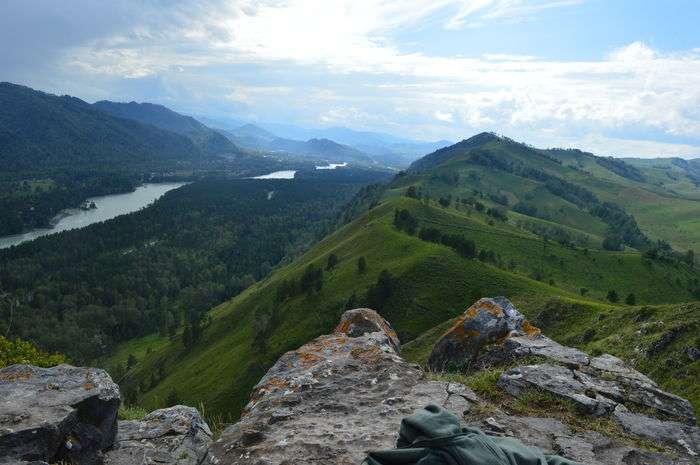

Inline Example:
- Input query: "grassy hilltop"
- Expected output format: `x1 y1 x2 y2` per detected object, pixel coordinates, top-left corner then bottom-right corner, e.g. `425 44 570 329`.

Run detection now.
107 133 700 423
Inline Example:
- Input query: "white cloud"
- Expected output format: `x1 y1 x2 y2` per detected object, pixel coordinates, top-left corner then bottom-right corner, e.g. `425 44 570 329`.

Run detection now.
483 53 539 61
434 110 454 122
445 0 583 29
607 41 656 61
548 134 700 159
8 0 700 155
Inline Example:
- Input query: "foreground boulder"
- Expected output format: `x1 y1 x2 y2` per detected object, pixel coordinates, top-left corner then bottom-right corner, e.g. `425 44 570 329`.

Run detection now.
427 297 540 371
209 308 477 464
0 364 213 465
429 297 699 458
105 405 212 465
210 306 698 464
0 364 120 465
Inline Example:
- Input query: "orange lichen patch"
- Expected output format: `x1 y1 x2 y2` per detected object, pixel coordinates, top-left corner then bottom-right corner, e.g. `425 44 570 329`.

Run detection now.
335 319 354 335
296 351 323 367
0 370 33 382
522 320 541 338
258 377 289 394
350 345 382 363
82 381 95 391
318 335 347 349
441 313 468 338
475 300 504 317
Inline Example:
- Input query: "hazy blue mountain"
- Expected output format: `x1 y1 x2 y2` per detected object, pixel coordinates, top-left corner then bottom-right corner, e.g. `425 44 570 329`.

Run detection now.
221 125 375 165
259 122 451 162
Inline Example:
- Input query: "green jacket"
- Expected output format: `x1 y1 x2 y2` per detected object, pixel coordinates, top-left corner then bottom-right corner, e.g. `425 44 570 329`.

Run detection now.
362 405 581 465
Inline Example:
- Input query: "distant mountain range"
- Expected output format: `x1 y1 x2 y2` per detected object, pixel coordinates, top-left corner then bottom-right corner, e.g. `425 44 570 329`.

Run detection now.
206 118 452 167
220 125 375 166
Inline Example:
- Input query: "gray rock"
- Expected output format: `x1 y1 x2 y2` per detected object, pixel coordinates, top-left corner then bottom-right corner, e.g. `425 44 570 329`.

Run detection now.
210 307 692 465
334 307 401 353
476 333 589 369
613 410 700 457
427 297 540 371
497 360 697 430
588 354 653 384
686 347 700 361
0 364 120 465
105 405 212 465
208 308 478 464
496 364 619 416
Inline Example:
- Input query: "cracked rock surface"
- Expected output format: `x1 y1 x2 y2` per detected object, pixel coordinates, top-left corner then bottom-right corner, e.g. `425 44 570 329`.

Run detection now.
430 297 699 461
0 364 120 465
208 309 476 465
209 305 699 464
105 405 212 465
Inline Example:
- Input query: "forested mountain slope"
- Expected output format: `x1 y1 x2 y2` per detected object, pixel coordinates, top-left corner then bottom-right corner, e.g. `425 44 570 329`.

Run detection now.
110 146 700 420
0 83 279 236
93 100 239 156
408 132 700 252
222 126 376 165
0 83 203 170
0 171 387 363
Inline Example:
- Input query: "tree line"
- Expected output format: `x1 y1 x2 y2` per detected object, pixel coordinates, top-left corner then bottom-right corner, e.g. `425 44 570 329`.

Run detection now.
0 178 369 363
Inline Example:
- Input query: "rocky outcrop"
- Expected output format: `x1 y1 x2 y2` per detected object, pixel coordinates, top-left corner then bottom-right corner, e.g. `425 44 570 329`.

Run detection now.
211 305 699 464
209 308 477 464
105 406 212 465
427 297 540 371
0 364 120 465
3 300 697 465
0 364 212 465
427 298 700 460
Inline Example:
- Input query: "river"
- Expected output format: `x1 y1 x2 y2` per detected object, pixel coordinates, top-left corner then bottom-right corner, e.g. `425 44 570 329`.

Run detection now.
252 170 297 179
0 183 187 249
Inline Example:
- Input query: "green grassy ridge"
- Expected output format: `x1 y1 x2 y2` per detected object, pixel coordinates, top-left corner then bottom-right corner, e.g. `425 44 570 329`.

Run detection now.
109 195 698 419
408 135 700 252
112 199 580 417
622 157 700 201
403 298 700 416
391 197 698 304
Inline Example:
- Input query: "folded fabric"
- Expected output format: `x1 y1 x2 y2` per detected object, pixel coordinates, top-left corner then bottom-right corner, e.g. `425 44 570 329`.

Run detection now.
362 404 582 465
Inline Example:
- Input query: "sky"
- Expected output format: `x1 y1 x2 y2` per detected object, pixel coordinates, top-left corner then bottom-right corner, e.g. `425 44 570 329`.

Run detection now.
2 0 700 158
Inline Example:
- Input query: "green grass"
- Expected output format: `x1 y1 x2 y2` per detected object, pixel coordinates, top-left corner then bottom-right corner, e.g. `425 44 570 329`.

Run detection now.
427 373 671 454
105 194 700 421
406 298 700 417
118 404 148 421
101 333 170 377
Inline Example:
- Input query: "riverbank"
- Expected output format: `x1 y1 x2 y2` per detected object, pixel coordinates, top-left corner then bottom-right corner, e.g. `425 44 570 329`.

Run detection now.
0 183 187 249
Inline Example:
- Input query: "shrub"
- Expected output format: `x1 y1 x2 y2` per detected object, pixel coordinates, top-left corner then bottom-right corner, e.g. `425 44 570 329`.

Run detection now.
393 209 418 235
441 234 476 259
357 257 367 274
0 336 66 368
366 269 397 309
607 290 619 303
419 227 442 243
326 253 338 270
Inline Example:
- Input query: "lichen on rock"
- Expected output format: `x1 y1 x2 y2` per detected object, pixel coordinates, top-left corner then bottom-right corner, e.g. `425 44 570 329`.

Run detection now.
208 303 699 464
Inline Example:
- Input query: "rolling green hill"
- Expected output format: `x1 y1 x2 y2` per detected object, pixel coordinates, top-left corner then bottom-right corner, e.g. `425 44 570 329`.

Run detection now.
108 135 700 422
